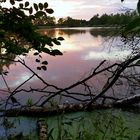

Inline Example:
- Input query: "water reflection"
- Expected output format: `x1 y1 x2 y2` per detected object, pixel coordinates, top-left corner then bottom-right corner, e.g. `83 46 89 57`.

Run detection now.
39 27 119 38
0 27 132 104
40 27 130 60
89 27 119 37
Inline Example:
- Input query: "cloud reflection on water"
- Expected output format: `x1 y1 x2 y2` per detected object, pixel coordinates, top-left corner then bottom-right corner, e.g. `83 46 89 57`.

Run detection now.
0 27 132 104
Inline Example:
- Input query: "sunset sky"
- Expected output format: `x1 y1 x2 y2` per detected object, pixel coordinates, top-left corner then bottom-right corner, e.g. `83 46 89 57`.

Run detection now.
46 0 138 20
2 0 138 20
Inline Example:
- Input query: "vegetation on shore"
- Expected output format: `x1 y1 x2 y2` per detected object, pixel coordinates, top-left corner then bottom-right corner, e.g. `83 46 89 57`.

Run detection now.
33 11 137 27
1 109 140 140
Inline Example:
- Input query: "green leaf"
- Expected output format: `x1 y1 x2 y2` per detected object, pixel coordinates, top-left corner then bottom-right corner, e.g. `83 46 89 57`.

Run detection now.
124 17 140 33
38 3 43 10
25 1 29 7
42 48 50 54
34 52 39 55
36 59 40 63
53 38 61 45
37 67 41 70
51 49 63 56
22 53 27 56
42 61 48 65
35 11 46 18
39 55 42 58
19 3 23 8
41 66 47 71
47 128 54 140
136 60 140 64
57 37 64 41
29 7 33 14
33 3 38 11
3 71 8 76
45 8 54 14
10 0 15 5
44 2 48 8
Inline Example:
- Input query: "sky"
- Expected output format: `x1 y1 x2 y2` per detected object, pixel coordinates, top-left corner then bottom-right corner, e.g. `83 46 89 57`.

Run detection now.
2 0 138 20
45 0 138 20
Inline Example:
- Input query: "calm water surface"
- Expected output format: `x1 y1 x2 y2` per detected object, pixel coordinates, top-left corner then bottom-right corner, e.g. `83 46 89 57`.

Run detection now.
0 28 140 139
0 27 132 104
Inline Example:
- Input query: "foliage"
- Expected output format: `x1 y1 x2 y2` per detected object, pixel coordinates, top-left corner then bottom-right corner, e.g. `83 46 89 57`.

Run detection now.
26 98 33 107
56 12 137 27
47 111 135 140
122 0 140 35
33 15 56 26
121 0 140 64
57 16 87 27
0 0 63 57
1 111 138 140
89 12 137 26
32 11 138 27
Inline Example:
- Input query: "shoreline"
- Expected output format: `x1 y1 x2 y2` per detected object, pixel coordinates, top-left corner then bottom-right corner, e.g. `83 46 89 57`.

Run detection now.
1 103 139 117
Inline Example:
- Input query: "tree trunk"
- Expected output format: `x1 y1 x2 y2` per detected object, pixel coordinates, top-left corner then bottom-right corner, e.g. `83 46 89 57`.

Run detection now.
114 94 140 107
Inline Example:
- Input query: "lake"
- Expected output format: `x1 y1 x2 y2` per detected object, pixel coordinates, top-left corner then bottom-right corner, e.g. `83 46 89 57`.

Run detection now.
0 27 137 106
0 27 140 139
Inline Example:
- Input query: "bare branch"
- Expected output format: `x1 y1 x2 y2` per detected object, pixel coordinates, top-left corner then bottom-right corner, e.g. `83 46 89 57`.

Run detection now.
87 54 140 108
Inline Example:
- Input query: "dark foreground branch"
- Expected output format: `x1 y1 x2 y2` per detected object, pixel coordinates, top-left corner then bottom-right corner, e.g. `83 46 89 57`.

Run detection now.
2 92 140 117
87 54 140 108
114 93 140 107
40 60 121 106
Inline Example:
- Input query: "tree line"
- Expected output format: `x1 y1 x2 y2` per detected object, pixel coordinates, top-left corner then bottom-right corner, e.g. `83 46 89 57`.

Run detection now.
33 11 137 27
